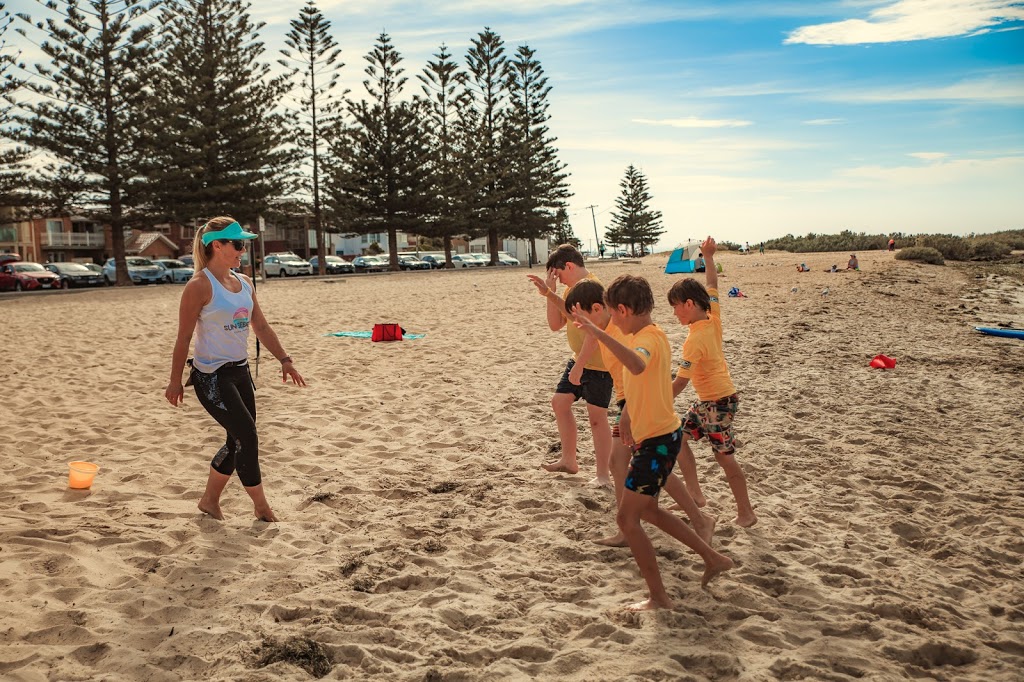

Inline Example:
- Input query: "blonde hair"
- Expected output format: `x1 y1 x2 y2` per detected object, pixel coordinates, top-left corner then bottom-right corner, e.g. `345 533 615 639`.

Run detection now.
191 216 237 272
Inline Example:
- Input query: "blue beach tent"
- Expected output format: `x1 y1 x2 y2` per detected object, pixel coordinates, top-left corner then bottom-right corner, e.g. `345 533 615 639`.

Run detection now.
665 242 701 274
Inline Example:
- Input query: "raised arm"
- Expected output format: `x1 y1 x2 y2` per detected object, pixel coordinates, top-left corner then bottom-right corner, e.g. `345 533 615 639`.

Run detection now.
527 270 568 331
570 305 647 375
701 236 719 291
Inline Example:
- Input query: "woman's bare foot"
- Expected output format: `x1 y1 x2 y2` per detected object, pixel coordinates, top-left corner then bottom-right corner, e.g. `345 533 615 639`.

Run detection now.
625 597 671 612
198 498 224 520
594 532 628 547
701 554 735 587
735 512 757 528
542 459 578 474
254 506 278 522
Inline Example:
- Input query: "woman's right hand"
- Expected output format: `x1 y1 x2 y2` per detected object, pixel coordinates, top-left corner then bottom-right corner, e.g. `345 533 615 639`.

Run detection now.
165 382 185 406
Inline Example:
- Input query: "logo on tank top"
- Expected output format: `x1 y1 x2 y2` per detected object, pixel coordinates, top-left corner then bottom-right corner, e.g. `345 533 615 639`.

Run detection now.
223 307 250 332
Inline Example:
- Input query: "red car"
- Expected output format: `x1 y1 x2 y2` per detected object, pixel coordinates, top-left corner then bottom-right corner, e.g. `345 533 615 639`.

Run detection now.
0 261 61 291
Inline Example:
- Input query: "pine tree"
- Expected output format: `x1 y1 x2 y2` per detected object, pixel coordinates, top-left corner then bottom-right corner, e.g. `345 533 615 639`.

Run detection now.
464 28 510 262
330 32 429 271
148 0 296 226
279 0 345 275
0 2 29 208
505 44 571 266
605 165 664 256
12 0 157 284
550 207 580 249
417 43 469 269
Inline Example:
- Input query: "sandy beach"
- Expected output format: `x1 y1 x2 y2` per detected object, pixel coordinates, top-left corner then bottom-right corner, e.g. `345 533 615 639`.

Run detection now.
1 249 1022 681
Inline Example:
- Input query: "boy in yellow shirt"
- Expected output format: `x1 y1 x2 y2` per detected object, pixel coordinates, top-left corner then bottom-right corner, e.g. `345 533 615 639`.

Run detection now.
669 236 757 528
566 279 717 548
527 245 613 485
572 275 733 611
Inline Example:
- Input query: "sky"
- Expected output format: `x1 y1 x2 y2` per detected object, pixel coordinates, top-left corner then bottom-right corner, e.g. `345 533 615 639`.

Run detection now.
6 0 1024 249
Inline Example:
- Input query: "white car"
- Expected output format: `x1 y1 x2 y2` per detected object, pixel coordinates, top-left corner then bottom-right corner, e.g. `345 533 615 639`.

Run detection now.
450 254 482 268
264 254 312 277
497 252 520 266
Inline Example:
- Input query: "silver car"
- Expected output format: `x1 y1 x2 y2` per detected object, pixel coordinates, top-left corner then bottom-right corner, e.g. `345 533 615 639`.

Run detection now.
154 258 195 283
103 257 165 285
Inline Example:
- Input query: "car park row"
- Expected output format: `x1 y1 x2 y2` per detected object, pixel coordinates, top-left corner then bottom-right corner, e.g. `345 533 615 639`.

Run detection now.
0 250 522 292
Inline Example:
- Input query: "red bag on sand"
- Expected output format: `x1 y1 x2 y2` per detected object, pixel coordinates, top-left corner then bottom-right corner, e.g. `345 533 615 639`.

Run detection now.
870 354 897 369
372 323 403 342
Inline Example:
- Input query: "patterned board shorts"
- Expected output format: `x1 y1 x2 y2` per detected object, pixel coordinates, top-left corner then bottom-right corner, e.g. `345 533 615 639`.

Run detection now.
682 393 740 456
624 428 682 497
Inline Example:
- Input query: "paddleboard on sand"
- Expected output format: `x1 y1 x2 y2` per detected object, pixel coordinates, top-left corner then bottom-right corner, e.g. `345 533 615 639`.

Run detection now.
975 327 1024 339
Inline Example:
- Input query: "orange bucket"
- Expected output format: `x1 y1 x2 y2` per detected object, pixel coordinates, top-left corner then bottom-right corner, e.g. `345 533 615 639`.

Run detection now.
68 461 99 489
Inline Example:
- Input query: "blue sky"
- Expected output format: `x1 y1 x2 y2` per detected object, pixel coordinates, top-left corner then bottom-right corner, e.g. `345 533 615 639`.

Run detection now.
8 0 1024 248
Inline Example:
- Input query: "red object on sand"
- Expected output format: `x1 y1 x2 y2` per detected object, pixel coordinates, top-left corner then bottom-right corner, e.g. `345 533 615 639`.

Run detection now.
870 354 897 369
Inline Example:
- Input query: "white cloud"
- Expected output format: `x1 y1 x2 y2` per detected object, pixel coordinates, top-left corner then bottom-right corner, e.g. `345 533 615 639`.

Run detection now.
785 0 1024 46
821 72 1024 105
839 154 1024 185
633 117 753 128
803 118 845 125
909 152 948 161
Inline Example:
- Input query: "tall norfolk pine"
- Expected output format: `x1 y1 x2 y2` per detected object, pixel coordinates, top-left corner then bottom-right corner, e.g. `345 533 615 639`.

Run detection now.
13 0 157 285
148 0 295 225
280 0 345 275
605 164 665 257
0 2 30 209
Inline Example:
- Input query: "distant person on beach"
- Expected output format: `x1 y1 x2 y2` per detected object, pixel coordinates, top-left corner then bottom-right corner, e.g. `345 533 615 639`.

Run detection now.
847 254 859 270
759 242 765 255
566 280 716 549
527 244 612 485
165 217 306 522
668 236 757 528
695 253 706 272
888 239 896 252
571 274 733 610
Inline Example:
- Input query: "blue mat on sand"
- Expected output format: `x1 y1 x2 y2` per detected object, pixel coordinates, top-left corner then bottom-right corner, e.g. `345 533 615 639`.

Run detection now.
326 331 426 339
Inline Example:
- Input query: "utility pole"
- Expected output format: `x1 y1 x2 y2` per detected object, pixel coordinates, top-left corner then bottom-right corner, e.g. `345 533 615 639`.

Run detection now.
585 205 600 258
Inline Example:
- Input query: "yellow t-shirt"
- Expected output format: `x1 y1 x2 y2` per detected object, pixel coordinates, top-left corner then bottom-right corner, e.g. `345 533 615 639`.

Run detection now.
563 273 606 371
622 323 681 443
598 320 629 402
676 288 736 401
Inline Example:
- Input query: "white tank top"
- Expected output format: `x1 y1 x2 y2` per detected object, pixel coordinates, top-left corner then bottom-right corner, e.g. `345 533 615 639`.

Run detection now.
193 269 253 373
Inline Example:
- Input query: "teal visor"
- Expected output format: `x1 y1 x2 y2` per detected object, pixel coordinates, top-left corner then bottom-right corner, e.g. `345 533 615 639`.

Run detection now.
201 221 258 246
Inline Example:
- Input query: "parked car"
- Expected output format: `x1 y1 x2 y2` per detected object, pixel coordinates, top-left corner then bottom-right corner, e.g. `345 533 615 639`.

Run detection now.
179 254 194 268
419 254 445 269
497 252 521 266
308 255 354 274
0 252 21 266
398 254 430 271
83 262 104 276
467 253 494 266
352 255 388 273
43 261 105 288
450 254 482 268
264 253 313 277
0 261 61 291
103 257 165 285
154 258 195 283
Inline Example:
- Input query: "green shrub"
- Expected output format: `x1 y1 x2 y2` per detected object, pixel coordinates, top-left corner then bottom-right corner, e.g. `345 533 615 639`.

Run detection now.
970 239 1011 261
896 247 944 265
916 235 970 261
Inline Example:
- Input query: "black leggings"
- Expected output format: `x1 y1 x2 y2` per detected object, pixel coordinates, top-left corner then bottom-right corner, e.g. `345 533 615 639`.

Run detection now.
191 363 261 487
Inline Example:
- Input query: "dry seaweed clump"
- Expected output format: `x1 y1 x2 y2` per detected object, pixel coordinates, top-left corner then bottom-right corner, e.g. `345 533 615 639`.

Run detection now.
252 636 332 678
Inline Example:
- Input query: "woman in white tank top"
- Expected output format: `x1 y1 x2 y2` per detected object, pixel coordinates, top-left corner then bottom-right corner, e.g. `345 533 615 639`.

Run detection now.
164 217 306 522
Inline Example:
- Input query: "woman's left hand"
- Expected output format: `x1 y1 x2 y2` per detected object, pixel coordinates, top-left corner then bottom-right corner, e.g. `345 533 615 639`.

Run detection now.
282 361 306 386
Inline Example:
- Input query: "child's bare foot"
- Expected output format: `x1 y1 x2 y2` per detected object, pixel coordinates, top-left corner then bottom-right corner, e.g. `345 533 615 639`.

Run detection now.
542 459 578 474
594 532 628 547
625 597 671 612
590 476 613 489
701 553 734 587
688 487 707 508
695 513 717 546
198 499 224 520
735 512 757 528
254 506 278 522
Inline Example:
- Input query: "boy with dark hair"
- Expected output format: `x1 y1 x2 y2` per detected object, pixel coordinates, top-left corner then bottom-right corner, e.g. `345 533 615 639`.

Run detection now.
572 274 733 610
527 245 612 485
668 236 756 528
